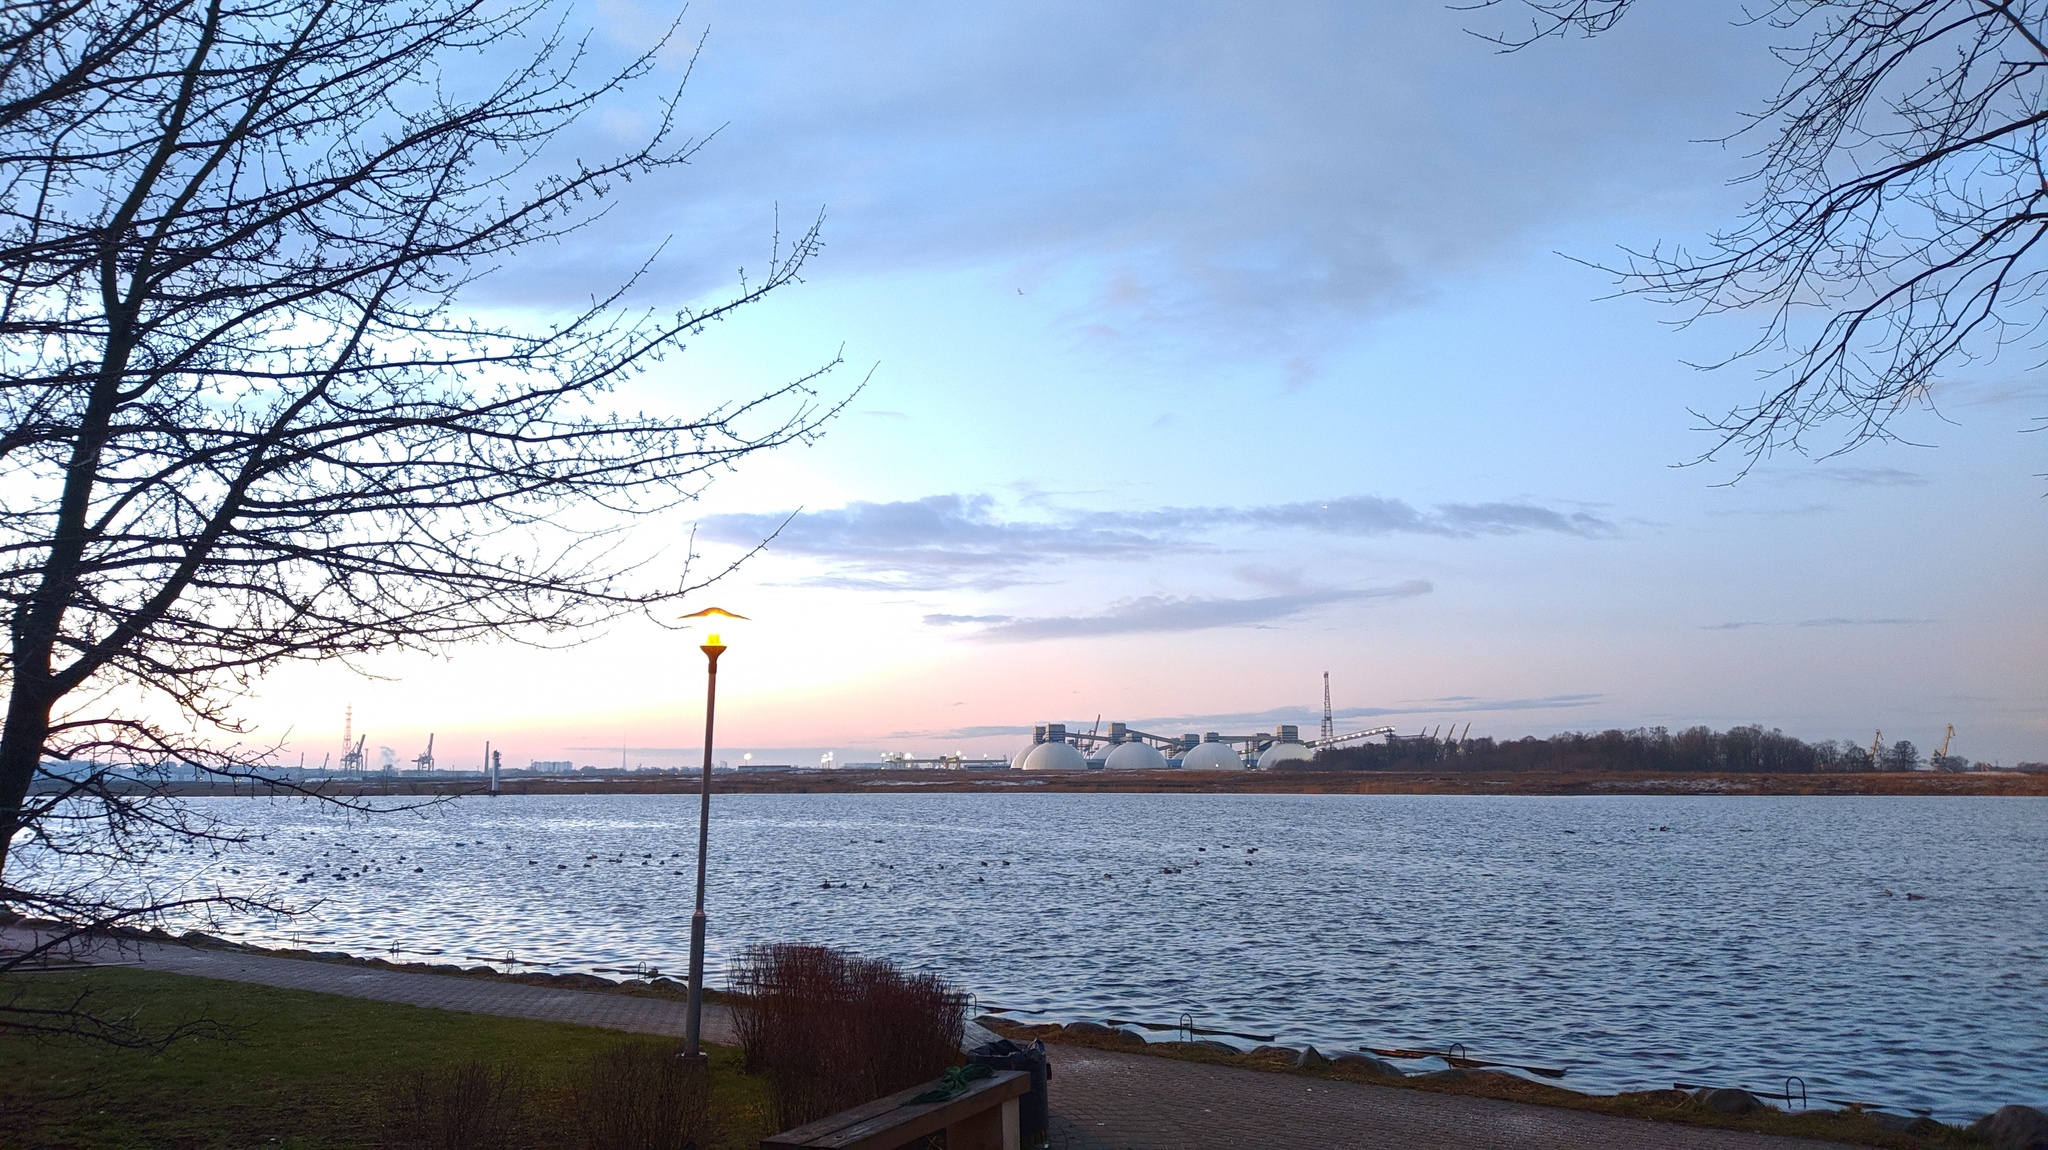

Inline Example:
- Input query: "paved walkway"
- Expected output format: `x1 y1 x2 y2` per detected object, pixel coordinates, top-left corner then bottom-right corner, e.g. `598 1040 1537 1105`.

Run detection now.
1 929 734 1043
1042 1044 1846 1150
6 930 1850 1150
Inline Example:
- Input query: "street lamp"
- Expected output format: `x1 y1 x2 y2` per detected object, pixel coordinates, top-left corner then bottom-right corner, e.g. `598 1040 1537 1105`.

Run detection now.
680 606 747 1057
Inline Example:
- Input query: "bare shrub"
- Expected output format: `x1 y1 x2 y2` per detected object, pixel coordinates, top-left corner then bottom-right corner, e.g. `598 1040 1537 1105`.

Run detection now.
732 943 965 1130
731 944 858 1129
383 1061 531 1150
564 1039 716 1150
854 962 969 1101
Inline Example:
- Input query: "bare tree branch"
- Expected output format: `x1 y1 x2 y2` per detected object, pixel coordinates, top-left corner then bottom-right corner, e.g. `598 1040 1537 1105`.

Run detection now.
1470 0 2048 472
0 0 852 1041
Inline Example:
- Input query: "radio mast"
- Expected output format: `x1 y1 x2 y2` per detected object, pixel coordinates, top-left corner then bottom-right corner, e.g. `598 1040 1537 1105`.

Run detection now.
1321 673 1334 741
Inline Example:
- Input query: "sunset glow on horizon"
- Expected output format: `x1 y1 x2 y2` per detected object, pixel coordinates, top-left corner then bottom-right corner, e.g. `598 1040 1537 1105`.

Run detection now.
236 0 2041 770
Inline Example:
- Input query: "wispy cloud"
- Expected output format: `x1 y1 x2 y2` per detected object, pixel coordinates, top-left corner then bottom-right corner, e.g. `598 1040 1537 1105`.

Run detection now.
1069 496 1617 540
1767 466 1930 488
700 494 1161 589
897 694 1608 741
1702 617 1932 631
1036 693 1608 732
1704 503 1833 519
699 493 1616 588
887 724 1036 739
498 2 1760 377
1409 693 1607 714
963 582 1431 641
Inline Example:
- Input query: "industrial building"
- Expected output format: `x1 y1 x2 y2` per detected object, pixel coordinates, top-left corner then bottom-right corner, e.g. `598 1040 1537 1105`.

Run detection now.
1014 720 1395 771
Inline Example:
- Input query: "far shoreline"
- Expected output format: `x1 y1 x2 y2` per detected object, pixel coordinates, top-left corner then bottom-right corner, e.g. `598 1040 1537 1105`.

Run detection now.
137 767 2048 798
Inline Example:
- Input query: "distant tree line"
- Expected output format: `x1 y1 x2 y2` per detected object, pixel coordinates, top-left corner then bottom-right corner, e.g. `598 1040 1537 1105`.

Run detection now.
1312 725 1972 774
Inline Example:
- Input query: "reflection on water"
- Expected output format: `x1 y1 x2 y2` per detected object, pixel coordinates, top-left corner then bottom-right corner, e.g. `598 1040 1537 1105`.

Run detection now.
76 793 2048 1116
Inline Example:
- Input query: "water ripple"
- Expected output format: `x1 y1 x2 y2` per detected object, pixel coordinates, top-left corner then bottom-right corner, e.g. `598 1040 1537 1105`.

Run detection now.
58 792 2047 1119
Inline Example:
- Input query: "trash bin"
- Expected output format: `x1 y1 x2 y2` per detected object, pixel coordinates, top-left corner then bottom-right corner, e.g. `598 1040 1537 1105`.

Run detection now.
968 1037 1051 1148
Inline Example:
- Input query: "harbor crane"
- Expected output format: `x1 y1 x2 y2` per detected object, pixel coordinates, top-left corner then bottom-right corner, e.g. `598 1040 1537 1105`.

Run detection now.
1931 723 1958 770
413 734 435 772
1442 721 1472 754
340 734 367 772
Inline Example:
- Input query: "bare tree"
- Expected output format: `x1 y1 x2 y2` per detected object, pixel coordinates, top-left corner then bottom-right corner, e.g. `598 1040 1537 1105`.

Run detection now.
1478 0 2048 470
0 0 844 1003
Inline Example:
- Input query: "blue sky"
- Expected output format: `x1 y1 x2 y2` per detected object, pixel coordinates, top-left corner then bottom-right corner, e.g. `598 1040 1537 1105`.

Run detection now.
255 0 2044 768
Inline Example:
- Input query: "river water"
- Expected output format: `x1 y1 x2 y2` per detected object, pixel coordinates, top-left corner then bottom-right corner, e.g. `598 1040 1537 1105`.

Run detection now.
69 792 2047 1118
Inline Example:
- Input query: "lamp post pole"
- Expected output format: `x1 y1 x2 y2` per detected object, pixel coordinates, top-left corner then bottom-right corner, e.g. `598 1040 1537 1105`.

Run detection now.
685 640 723 1058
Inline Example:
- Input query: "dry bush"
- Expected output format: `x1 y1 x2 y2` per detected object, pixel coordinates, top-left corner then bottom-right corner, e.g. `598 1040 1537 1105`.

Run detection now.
731 944 861 1129
732 943 965 1130
383 1061 532 1150
854 961 967 1099
563 1038 717 1150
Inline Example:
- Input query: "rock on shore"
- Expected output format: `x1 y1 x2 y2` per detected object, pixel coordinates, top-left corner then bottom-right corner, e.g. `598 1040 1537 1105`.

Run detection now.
1693 1087 1762 1116
1971 1105 2048 1150
1058 1021 1145 1046
1331 1053 1404 1079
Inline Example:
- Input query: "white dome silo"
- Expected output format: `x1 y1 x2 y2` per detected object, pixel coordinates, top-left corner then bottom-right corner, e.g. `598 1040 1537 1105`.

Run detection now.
1014 724 1047 769
1180 741 1246 770
1256 742 1315 769
1022 741 1088 771
1104 742 1168 770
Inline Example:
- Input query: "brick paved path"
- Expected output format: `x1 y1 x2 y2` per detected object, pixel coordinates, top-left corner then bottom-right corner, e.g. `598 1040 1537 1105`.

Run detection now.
1 929 735 1043
7 930 1849 1149
1042 1044 1847 1150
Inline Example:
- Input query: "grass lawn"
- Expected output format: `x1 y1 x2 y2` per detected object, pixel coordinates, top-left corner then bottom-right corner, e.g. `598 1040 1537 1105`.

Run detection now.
0 967 774 1149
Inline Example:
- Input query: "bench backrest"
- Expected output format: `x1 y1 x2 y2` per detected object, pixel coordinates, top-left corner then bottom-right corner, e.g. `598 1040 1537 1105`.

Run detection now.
761 1067 1029 1150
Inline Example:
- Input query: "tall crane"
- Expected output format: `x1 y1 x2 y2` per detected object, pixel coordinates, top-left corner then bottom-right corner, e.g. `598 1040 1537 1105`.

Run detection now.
340 734 367 772
1868 729 1884 768
413 734 435 772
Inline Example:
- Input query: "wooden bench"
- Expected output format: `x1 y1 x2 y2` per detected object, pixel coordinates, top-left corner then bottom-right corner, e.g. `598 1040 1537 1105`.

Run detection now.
760 1068 1031 1150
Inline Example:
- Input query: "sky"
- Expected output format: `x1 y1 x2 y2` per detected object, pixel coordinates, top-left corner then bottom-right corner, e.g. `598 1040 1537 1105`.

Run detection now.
250 0 2044 770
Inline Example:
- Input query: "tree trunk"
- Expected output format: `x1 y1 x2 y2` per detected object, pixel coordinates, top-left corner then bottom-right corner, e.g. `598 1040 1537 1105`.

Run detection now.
0 681 54 879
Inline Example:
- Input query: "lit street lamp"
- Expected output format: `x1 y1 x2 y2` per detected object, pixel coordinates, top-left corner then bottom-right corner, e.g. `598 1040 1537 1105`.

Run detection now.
680 606 746 1057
